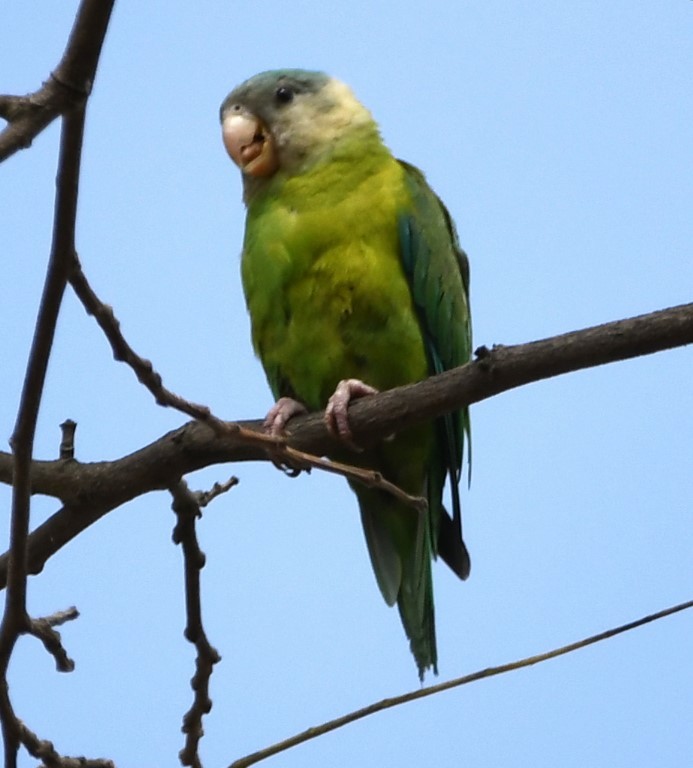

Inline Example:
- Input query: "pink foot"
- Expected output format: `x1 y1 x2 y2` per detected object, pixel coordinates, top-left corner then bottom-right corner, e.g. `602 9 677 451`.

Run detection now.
264 397 307 436
325 378 378 441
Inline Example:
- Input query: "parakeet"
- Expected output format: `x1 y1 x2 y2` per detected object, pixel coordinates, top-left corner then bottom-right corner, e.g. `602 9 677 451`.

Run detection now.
220 69 472 679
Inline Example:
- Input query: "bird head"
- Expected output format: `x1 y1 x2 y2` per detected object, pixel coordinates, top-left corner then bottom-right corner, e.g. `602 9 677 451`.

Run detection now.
219 69 378 182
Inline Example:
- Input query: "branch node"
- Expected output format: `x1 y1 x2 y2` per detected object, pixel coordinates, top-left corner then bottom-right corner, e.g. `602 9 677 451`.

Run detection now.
59 419 77 460
49 69 91 100
474 344 495 372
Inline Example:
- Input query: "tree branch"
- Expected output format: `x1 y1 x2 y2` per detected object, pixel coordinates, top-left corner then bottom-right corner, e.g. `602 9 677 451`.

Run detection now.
0 4 115 764
227 599 693 768
69 253 221 426
0 0 115 163
170 480 222 768
0 302 690 589
0 105 87 768
26 607 79 673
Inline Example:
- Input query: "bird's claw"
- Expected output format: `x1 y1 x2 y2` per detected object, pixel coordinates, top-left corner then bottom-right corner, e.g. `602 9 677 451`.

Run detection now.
264 397 308 436
324 378 378 446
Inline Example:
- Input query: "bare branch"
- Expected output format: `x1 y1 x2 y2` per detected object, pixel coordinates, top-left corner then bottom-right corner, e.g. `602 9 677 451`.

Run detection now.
0 4 116 760
0 104 88 767
2 107 85 621
170 481 222 768
0 0 115 163
228 599 693 768
0 302 691 588
340 301 693 448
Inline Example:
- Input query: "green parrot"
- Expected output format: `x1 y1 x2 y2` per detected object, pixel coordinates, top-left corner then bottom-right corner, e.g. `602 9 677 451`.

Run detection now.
220 69 472 679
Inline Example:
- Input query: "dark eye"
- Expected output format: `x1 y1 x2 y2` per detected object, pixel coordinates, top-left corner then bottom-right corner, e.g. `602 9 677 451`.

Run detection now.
275 86 294 104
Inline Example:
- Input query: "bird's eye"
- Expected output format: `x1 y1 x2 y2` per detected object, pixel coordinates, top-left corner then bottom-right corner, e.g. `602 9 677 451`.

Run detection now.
275 86 294 105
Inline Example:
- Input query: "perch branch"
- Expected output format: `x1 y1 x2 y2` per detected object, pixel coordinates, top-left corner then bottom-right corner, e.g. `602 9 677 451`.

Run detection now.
69 253 425 509
0 302 691 587
228 598 693 768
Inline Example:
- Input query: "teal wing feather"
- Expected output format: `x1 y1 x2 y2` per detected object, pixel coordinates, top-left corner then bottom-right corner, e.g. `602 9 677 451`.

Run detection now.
398 160 472 580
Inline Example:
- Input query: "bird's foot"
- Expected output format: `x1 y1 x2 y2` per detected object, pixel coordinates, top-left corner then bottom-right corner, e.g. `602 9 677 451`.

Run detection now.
264 397 307 436
325 378 378 445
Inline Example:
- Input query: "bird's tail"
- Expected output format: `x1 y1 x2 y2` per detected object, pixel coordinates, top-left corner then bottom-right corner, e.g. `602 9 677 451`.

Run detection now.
356 486 437 679
397 532 437 680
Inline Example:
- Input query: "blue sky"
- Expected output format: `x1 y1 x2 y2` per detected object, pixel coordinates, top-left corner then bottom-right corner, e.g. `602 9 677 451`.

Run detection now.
1 1 691 766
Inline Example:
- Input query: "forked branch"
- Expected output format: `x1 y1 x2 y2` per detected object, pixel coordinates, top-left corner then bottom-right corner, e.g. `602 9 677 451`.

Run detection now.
0 0 115 162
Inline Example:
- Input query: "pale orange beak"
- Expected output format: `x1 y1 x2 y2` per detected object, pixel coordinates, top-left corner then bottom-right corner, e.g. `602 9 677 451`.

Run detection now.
222 112 278 177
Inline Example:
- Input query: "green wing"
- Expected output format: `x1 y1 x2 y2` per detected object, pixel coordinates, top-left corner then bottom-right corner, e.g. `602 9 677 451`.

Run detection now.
398 160 472 580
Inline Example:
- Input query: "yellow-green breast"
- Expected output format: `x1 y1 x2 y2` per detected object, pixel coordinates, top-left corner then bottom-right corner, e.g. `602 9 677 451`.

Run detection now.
242 148 428 411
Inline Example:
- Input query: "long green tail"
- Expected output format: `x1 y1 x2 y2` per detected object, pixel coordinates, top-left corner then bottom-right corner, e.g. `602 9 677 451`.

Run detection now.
355 486 437 679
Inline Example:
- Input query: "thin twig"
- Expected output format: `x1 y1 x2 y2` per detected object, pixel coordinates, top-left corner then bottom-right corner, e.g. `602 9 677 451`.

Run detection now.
170 480 222 768
20 715 114 768
193 476 240 508
27 607 79 673
279 445 427 512
228 598 693 768
69 254 217 424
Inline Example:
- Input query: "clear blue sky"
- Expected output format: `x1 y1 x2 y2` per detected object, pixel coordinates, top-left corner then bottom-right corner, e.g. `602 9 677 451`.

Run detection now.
1 1 691 766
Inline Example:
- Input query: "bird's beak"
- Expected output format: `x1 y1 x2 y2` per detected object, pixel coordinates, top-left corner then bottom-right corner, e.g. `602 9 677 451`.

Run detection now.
222 110 278 177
